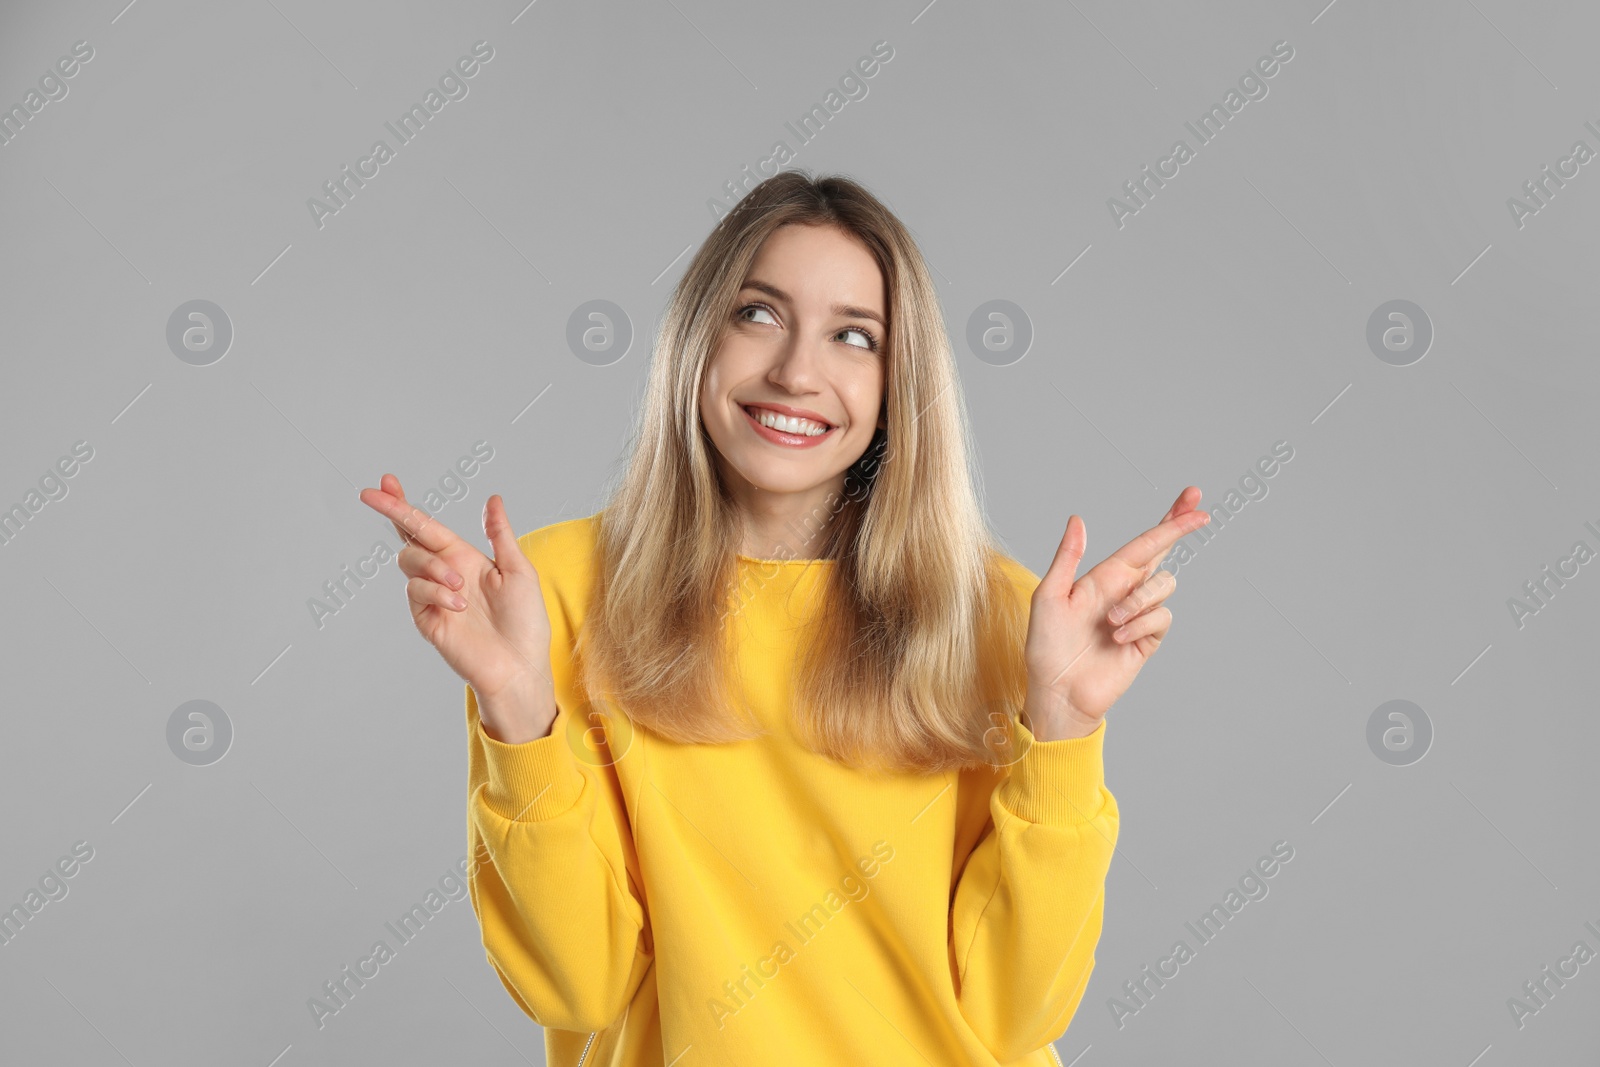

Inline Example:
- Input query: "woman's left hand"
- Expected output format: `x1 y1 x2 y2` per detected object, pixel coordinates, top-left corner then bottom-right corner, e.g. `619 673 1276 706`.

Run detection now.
1022 486 1211 741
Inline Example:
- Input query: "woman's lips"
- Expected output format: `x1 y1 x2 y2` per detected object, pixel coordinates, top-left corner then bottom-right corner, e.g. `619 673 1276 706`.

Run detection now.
741 404 836 449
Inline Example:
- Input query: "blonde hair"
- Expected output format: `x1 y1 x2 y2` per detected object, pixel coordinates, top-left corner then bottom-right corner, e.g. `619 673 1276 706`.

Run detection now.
578 170 1030 774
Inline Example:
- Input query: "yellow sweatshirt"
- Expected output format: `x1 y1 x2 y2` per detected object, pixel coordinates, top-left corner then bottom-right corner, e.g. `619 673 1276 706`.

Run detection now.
465 513 1118 1066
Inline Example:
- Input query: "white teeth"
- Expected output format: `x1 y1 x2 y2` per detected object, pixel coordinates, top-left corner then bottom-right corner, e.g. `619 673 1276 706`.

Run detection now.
749 407 830 436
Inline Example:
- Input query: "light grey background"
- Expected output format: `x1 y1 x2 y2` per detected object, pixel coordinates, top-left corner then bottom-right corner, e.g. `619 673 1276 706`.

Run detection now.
2 0 1596 1064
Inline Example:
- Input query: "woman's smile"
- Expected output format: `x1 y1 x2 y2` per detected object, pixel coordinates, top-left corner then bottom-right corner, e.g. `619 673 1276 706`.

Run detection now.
740 402 838 448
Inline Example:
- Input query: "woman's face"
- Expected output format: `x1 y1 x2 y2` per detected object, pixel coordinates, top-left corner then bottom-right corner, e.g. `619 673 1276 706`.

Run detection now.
700 223 888 503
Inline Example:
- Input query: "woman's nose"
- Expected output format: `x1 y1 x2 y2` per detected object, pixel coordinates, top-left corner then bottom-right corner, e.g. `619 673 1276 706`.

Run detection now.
768 339 824 387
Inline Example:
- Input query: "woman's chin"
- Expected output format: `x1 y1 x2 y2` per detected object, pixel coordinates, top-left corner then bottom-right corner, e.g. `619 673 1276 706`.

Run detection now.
726 459 834 496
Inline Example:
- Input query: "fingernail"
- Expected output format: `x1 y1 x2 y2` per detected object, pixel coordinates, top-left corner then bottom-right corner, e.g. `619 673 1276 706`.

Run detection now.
1107 606 1125 624
452 594 467 610
446 571 464 589
1113 625 1129 641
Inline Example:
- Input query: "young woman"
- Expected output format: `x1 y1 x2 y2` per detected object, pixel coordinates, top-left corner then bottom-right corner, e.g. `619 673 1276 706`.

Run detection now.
360 172 1208 1066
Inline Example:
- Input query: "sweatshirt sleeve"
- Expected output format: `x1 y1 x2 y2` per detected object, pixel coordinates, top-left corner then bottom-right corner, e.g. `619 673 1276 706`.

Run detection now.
465 682 654 1033
948 716 1118 1061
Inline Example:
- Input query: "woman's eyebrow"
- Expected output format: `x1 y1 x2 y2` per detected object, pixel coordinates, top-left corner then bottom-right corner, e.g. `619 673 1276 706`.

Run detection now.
741 280 886 329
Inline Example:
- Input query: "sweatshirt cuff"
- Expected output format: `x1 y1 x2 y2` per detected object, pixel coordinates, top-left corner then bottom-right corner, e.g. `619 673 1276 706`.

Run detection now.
477 719 587 822
997 717 1108 824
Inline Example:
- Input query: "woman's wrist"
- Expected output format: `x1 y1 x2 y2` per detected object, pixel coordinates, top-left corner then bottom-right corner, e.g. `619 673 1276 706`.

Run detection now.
476 676 558 744
1023 685 1104 742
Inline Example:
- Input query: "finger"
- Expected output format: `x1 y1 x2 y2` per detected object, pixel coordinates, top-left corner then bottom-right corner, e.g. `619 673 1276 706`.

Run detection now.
381 474 420 545
1103 488 1201 597
398 542 465 590
1160 485 1201 525
1134 487 1203 584
1038 514 1086 598
359 485 462 555
407 575 467 616
483 494 533 576
1106 504 1210 573
1112 605 1171 645
1107 569 1175 625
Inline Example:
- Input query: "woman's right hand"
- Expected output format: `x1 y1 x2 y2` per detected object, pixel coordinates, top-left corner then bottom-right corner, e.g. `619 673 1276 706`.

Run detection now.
358 474 557 742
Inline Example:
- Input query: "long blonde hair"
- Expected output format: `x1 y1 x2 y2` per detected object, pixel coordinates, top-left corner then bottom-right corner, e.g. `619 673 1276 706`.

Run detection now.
578 170 1031 774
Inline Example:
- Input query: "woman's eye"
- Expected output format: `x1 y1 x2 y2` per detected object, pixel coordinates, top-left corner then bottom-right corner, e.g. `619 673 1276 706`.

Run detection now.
838 327 876 350
739 304 777 326
738 304 878 351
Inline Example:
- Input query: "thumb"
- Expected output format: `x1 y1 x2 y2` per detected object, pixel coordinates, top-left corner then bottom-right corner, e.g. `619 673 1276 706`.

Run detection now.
483 494 531 574
1040 514 1086 597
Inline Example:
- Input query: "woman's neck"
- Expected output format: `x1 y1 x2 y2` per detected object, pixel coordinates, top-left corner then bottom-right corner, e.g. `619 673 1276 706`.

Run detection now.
730 479 851 561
